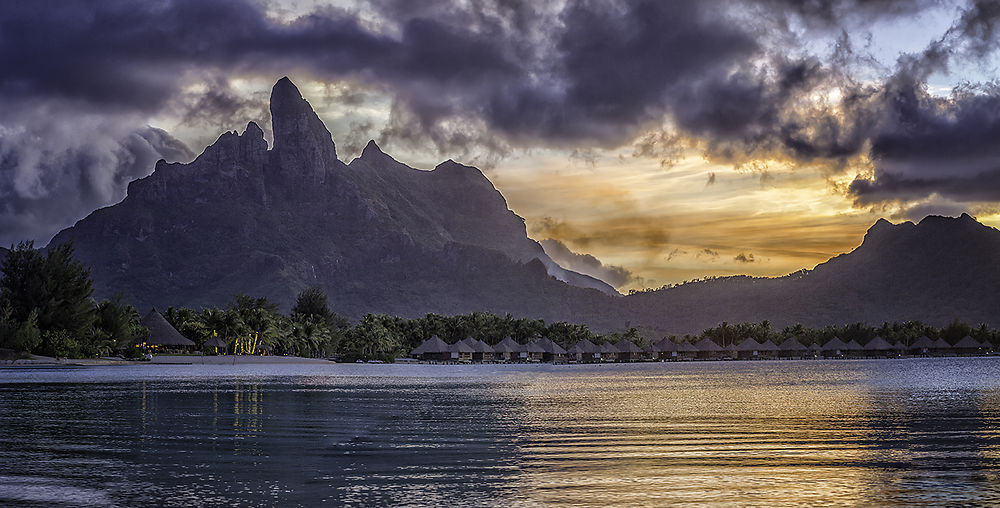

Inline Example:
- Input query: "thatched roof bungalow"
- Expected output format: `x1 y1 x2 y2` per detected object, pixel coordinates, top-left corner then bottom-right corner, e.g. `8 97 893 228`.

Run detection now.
460 337 495 362
822 337 849 356
954 335 985 355
599 342 619 362
777 338 807 358
410 335 451 361
534 337 568 363
492 337 522 362
567 339 600 363
141 310 195 349
615 340 643 362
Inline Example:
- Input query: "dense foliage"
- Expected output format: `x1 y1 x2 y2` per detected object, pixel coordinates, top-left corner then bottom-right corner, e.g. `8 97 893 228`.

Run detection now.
0 242 147 357
685 320 1000 347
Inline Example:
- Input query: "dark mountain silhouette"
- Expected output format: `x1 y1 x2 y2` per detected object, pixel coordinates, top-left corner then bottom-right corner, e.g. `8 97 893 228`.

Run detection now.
48 77 618 319
624 213 1000 334
42 77 1000 334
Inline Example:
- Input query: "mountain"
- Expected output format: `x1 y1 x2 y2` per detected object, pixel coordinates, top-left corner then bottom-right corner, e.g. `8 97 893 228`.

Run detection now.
48 77 619 319
623 214 1000 334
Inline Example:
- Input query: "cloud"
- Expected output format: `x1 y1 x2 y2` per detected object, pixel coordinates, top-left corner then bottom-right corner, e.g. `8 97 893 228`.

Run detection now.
539 238 636 288
734 252 757 263
5 0 1000 244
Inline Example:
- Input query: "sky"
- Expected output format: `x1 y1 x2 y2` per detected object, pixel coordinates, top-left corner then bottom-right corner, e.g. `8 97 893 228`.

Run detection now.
3 0 1000 292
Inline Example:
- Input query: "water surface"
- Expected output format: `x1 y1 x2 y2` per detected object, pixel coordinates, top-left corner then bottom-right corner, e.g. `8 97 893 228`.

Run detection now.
2 359 1000 506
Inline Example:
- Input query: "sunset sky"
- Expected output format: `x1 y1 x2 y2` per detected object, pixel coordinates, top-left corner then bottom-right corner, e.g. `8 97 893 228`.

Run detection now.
4 0 1000 291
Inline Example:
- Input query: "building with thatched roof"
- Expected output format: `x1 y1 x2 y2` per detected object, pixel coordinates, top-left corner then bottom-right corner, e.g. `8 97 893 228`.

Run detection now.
522 340 546 362
777 338 807 358
822 337 849 356
863 336 899 356
491 337 522 362
448 340 475 362
651 338 681 360
460 337 495 363
693 338 723 359
953 335 985 355
757 340 780 358
567 339 600 363
599 342 619 362
734 338 763 359
141 310 195 349
677 340 698 359
615 340 643 362
532 337 568 363
410 335 452 361
909 335 934 354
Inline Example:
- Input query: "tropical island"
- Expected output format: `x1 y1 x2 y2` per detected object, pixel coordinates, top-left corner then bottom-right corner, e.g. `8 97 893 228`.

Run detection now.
2 240 997 365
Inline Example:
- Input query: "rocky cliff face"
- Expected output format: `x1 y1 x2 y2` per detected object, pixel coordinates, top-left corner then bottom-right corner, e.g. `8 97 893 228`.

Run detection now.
48 77 617 318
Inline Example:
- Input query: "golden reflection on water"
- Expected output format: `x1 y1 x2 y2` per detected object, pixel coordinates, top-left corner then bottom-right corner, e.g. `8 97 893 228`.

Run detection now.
509 364 993 507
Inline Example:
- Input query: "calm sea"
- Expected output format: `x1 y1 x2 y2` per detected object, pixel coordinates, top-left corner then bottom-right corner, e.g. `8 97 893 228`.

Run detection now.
2 359 1000 507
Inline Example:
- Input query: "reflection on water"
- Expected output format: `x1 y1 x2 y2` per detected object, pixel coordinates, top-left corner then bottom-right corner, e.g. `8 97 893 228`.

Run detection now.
2 359 1000 506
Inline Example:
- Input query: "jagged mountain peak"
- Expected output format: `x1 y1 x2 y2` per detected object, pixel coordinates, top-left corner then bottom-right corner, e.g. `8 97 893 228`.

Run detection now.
269 77 339 184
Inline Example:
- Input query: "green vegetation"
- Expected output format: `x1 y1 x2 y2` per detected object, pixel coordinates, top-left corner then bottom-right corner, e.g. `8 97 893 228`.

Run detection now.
681 320 1000 347
4 242 999 361
0 241 147 358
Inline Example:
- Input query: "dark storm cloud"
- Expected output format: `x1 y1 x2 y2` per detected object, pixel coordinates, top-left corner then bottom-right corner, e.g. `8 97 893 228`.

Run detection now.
4 0 1000 244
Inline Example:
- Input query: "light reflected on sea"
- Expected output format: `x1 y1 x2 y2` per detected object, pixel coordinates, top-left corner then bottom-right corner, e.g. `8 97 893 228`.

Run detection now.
1 359 1000 506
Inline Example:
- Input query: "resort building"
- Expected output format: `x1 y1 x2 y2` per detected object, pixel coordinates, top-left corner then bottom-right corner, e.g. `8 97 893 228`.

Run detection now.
567 339 601 363
141 309 196 351
533 337 568 363
410 335 452 361
615 340 643 362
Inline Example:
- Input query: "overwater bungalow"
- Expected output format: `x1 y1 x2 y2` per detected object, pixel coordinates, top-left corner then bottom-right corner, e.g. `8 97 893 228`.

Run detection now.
492 337 522 362
807 341 823 357
954 335 985 355
567 339 600 363
460 337 495 362
615 340 643 362
410 335 452 361
693 338 723 359
863 336 899 357
822 337 849 357
524 340 546 362
734 338 763 359
141 309 196 351
757 339 780 359
931 337 953 355
844 339 864 357
534 337 568 363
777 338 807 358
599 342 619 362
677 341 698 359
651 338 680 360
910 335 935 355
448 340 475 362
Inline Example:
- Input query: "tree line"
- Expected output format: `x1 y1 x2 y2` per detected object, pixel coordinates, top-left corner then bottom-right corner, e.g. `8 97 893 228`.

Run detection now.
4 241 1000 360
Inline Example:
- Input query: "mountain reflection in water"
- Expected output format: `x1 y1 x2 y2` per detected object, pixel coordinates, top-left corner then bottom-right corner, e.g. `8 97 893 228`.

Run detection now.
1 359 1000 507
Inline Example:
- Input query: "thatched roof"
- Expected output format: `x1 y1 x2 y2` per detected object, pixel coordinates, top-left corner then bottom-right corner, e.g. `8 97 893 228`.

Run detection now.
778 338 806 351
954 335 982 349
808 342 823 351
822 337 849 351
534 337 567 354
460 337 495 353
677 341 698 352
931 338 951 349
599 342 619 353
652 338 680 352
448 341 476 353
734 338 762 352
911 336 935 349
845 340 863 351
757 340 780 352
204 336 228 348
141 310 195 346
615 340 643 353
694 338 723 352
411 335 450 354
492 337 522 353
523 340 547 353
864 336 895 350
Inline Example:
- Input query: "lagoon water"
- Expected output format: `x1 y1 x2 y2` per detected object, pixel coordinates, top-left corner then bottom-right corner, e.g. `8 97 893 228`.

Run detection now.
2 359 1000 506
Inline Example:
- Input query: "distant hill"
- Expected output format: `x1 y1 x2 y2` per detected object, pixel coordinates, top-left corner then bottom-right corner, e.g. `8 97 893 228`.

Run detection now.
48 78 617 319
623 214 1000 334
